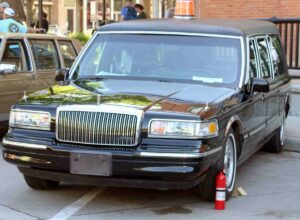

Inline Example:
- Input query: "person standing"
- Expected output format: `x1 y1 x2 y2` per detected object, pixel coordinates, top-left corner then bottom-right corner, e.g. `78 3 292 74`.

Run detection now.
165 7 175 18
121 0 137 21
36 13 49 33
0 8 27 33
0 8 44 33
134 4 147 19
0 1 9 20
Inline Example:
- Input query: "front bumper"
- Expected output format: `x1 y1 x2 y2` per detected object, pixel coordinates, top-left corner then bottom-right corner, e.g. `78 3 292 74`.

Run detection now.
2 136 222 190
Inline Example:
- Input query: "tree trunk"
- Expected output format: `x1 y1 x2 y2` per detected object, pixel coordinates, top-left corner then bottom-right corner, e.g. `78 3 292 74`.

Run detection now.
6 0 26 22
25 0 35 26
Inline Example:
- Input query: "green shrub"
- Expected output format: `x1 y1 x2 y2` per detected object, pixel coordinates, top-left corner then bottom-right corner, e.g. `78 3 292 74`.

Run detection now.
68 32 91 45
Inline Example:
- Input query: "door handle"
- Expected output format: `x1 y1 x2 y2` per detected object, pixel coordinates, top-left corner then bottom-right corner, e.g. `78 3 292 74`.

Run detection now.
275 89 280 94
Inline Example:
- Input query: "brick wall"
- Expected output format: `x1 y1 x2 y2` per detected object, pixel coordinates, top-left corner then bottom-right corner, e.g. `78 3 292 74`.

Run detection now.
199 0 300 19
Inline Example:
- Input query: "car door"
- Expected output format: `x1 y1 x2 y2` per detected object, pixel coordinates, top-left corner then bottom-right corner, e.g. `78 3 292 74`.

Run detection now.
256 36 278 137
28 39 60 91
267 35 289 128
0 38 34 125
239 38 267 156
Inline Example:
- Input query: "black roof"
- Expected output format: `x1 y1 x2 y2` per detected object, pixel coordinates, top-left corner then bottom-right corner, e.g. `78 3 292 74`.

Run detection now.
100 19 279 37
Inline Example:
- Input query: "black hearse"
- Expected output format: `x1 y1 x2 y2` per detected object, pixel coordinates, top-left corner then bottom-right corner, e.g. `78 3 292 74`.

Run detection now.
2 19 290 201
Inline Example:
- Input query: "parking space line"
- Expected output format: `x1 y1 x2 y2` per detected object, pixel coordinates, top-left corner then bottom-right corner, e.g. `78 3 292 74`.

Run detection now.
48 187 105 220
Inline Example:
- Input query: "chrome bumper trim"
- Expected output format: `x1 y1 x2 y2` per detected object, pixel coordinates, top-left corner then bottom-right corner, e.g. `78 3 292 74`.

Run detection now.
3 153 51 164
134 166 194 173
138 147 222 159
2 139 222 159
2 139 48 150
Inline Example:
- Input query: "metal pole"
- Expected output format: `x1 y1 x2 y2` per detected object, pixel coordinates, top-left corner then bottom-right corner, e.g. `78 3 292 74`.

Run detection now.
83 0 88 33
103 0 106 23
96 0 99 28
38 0 43 28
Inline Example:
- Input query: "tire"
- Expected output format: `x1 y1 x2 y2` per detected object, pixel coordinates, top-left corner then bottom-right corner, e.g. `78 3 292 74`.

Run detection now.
199 128 237 202
265 117 285 153
24 175 59 190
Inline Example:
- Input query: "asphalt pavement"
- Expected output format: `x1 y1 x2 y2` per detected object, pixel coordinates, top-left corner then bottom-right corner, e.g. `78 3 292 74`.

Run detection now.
1 143 300 220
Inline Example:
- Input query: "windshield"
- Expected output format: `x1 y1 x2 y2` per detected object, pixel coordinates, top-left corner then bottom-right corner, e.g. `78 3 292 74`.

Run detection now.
72 34 242 88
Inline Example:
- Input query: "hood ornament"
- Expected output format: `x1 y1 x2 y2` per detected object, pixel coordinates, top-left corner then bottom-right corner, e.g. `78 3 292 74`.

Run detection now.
22 91 28 102
97 94 101 106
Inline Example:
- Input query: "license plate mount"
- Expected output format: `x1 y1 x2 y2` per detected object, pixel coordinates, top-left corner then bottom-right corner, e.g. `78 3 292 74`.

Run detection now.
70 151 112 176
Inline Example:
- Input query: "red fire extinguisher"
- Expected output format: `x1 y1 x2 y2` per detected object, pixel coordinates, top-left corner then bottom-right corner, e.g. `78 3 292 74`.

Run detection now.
215 171 226 210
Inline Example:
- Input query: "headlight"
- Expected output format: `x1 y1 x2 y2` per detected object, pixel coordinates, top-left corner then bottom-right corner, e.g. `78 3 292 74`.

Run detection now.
9 110 51 131
149 119 218 139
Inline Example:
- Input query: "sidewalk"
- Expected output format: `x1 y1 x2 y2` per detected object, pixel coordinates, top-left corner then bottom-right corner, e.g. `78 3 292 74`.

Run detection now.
285 75 300 152
285 116 300 152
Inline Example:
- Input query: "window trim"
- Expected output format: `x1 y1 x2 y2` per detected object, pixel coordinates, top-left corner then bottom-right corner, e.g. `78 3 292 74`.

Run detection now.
248 38 260 80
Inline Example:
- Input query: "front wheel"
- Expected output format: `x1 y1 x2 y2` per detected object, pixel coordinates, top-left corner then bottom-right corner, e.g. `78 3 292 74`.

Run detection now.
199 128 237 201
24 175 60 190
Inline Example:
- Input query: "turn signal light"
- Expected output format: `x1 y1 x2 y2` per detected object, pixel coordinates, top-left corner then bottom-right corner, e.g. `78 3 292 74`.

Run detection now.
174 0 195 19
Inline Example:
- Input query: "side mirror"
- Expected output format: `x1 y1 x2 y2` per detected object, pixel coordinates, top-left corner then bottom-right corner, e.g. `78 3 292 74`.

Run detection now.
0 63 17 74
250 78 270 94
55 68 69 83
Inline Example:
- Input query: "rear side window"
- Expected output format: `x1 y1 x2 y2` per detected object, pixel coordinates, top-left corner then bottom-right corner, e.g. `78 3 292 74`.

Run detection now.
58 40 77 68
249 39 258 79
268 36 286 77
30 40 59 70
257 38 272 79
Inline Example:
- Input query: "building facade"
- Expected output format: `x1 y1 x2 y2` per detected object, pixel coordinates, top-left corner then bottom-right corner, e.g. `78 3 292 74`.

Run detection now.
199 0 300 19
36 0 300 35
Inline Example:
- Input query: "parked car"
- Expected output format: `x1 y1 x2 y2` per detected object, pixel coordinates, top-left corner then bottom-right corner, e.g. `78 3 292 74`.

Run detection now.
0 33 82 136
2 19 290 201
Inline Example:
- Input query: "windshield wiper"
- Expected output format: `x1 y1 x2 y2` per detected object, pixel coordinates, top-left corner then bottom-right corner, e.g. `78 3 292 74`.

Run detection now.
76 75 105 80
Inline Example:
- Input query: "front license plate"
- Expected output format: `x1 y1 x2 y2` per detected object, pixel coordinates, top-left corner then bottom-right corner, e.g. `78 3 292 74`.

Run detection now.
70 151 112 176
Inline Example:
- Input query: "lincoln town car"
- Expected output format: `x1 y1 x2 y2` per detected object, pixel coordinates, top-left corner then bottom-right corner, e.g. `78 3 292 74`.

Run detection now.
2 19 290 201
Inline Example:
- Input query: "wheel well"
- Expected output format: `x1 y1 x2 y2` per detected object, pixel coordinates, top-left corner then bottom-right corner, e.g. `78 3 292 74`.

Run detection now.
285 98 290 118
231 121 243 159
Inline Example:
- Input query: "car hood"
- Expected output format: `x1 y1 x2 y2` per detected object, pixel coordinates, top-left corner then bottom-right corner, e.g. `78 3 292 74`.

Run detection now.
22 78 237 118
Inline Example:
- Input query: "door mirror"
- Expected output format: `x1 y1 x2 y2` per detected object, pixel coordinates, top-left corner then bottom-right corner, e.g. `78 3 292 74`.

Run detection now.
250 78 270 94
55 68 69 83
0 63 17 74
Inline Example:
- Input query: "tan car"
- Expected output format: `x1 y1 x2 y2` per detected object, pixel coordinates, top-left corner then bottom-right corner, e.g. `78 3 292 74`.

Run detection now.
0 33 82 136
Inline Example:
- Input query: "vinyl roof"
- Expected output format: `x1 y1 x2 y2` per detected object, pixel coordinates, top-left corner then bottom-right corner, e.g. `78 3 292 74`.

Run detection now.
100 19 279 37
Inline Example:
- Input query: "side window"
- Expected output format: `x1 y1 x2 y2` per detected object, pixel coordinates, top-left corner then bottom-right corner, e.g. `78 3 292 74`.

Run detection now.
30 40 59 70
249 39 258 79
1 40 30 72
58 40 77 68
268 36 287 77
257 38 272 79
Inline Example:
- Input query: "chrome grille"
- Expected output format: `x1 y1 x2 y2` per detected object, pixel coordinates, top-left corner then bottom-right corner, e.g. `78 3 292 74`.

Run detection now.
56 105 142 146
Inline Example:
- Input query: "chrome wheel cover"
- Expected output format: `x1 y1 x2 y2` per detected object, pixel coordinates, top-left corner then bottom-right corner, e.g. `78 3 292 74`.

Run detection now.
223 133 237 192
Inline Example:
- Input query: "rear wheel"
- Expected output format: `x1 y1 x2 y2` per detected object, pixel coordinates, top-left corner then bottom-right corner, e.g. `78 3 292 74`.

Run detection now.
24 175 59 190
199 128 237 201
265 117 285 153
